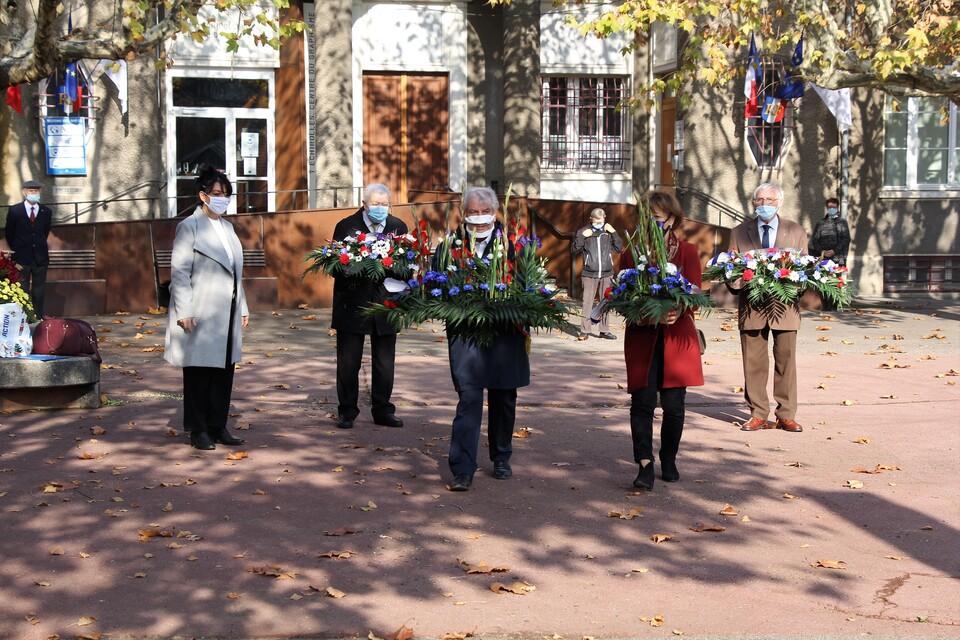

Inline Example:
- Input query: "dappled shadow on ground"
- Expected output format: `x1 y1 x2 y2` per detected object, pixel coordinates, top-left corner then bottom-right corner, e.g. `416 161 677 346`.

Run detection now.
0 304 957 638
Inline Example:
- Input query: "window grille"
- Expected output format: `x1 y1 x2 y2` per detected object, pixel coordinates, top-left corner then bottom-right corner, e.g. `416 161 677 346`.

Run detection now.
541 76 631 172
745 57 794 168
883 255 960 293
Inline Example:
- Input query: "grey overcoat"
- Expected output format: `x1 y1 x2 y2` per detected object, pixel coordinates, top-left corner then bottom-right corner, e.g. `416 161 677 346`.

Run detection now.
164 208 249 368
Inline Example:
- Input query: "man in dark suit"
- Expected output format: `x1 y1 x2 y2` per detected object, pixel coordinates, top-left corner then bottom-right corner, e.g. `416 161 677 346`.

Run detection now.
332 183 408 430
5 179 52 318
444 186 530 491
728 182 809 433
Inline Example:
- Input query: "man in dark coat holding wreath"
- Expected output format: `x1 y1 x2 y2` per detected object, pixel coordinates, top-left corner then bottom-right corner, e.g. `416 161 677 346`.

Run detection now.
331 183 408 430
444 186 530 491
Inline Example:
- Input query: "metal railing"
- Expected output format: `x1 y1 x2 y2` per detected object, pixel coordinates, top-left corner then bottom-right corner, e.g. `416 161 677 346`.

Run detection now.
673 185 746 228
527 205 578 298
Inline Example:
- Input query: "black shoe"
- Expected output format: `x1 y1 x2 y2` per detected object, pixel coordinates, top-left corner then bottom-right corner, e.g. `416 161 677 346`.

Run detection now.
190 431 216 450
493 461 512 479
336 415 354 429
633 462 655 490
660 458 680 482
598 332 617 340
373 414 403 428
449 474 473 491
214 427 245 446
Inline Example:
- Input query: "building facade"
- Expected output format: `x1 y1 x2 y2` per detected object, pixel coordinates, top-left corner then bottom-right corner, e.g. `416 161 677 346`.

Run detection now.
1 0 956 296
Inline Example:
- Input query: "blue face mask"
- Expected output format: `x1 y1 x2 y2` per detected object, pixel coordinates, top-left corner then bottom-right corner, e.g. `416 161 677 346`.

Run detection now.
592 221 603 230
25 193 40 204
367 205 389 224
755 205 778 221
826 207 839 218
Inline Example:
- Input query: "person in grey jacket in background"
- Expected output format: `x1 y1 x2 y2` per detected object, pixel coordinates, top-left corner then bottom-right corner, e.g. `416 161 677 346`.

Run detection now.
572 207 623 340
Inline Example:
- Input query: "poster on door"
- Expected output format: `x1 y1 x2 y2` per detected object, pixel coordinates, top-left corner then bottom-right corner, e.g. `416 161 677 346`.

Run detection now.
44 117 87 176
241 130 259 176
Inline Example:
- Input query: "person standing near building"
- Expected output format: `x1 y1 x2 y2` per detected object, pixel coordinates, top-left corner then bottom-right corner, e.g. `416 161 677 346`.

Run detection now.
729 182 809 433
332 183 408 430
809 197 850 265
572 207 622 340
4 179 52 318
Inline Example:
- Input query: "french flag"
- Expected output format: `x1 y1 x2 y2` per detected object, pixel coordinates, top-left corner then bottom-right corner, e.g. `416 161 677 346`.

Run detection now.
743 35 760 118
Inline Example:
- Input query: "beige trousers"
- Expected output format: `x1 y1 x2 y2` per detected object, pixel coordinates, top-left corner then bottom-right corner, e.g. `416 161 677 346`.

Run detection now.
580 276 611 333
739 328 798 420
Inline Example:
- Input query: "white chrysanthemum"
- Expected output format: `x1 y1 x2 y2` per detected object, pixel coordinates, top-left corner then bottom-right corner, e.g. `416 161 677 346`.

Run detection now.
716 252 730 264
746 259 758 270
813 271 823 280
767 263 776 271
788 270 801 282
665 263 678 275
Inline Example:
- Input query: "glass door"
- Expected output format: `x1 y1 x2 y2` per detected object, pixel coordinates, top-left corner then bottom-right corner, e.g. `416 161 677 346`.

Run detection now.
175 116 226 216
235 117 269 213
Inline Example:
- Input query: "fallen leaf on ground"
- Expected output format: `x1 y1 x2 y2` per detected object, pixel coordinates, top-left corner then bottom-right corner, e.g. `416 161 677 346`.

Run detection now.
783 493 798 500
514 427 534 439
731 386 744 393
608 507 643 520
394 625 414 640
78 616 97 626
689 523 726 533
718 504 739 516
640 615 665 627
853 437 871 444
273 384 291 390
489 581 536 594
440 633 473 640
885 555 904 560
325 586 347 598
138 528 174 541
851 464 901 474
49 547 64 556
34 580 51 587
360 500 378 512
247 565 298 580
227 592 242 599
252 489 266 495
324 527 361 536
458 558 509 574
650 533 673 543
90 426 107 436
813 559 847 569
318 550 357 559
162 502 173 512
225 451 248 461
844 479 864 489
841 399 855 406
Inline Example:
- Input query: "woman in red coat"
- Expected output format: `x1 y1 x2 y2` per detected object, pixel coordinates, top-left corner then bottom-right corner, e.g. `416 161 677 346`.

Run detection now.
622 190 704 490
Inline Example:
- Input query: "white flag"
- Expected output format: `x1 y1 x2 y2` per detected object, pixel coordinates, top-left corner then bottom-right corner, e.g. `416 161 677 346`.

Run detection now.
93 60 128 115
812 85 852 132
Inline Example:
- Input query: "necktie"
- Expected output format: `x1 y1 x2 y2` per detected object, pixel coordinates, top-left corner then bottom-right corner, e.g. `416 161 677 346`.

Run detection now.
761 224 771 249
29 206 37 222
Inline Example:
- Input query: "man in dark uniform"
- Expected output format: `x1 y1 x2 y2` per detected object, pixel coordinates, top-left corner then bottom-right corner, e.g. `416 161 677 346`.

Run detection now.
444 186 530 491
5 179 52 318
332 183 408 430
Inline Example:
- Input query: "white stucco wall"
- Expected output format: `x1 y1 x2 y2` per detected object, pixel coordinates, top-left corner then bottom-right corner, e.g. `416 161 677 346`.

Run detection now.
539 1 634 204
351 1 468 202
166 3 280 68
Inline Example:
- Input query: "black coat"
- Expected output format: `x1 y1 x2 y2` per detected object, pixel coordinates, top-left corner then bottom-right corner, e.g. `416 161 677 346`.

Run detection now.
5 202 53 266
331 208 408 335
439 226 530 390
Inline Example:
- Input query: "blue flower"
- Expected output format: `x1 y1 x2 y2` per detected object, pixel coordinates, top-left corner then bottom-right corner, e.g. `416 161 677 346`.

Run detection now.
495 282 507 291
463 284 474 292
407 279 420 289
430 288 443 297
436 274 448 284
466 258 476 268
647 266 660 275
406 250 415 260
651 283 662 293
479 283 489 291
449 286 460 296
424 270 441 282
482 258 491 266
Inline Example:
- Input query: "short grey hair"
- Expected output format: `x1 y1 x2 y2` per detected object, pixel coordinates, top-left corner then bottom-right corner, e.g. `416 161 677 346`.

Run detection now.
589 207 606 220
463 186 500 212
753 181 784 204
363 183 391 203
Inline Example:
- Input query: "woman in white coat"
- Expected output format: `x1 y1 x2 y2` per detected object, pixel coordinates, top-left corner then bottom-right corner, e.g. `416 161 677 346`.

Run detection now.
164 166 249 450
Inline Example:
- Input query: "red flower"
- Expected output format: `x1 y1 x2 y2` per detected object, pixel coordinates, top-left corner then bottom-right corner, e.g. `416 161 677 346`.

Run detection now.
742 269 755 282
505 273 513 284
357 232 366 242
838 277 846 287
382 256 393 267
778 268 791 278
603 287 613 299
339 253 350 265
418 218 428 230
384 299 397 309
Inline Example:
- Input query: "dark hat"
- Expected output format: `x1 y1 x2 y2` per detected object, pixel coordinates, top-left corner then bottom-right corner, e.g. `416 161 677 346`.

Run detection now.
22 179 42 189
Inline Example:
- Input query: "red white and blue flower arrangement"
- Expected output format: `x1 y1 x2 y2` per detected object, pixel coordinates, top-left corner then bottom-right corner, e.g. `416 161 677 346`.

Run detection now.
598 204 711 324
703 248 851 309
304 225 429 281
366 191 569 346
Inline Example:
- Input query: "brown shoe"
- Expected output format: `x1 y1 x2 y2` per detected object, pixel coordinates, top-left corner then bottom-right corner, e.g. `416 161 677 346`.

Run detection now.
740 416 771 431
776 418 803 432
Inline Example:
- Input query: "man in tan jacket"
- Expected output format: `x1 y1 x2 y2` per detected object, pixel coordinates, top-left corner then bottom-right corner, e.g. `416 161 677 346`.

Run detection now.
728 182 809 433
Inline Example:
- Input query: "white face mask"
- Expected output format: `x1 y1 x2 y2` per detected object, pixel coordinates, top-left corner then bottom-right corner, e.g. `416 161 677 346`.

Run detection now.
205 195 230 215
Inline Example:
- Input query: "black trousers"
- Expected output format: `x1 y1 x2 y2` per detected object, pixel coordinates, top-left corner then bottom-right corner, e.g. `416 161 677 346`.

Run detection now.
629 332 686 464
336 331 396 420
20 263 47 318
183 364 236 434
449 387 517 477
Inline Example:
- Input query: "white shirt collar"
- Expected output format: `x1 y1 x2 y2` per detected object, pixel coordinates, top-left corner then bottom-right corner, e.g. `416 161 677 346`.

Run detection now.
757 214 780 232
23 200 37 211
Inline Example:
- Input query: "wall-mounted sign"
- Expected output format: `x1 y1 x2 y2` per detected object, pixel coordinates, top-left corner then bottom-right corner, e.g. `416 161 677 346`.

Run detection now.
44 117 87 176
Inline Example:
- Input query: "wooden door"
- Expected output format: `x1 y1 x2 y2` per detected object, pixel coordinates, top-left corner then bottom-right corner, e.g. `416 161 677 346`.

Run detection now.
658 96 676 187
363 72 448 203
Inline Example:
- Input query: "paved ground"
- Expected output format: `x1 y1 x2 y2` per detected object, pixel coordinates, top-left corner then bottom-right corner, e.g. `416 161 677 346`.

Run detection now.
1 299 959 640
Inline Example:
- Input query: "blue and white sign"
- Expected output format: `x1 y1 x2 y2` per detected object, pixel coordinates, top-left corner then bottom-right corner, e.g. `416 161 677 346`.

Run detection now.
44 117 87 176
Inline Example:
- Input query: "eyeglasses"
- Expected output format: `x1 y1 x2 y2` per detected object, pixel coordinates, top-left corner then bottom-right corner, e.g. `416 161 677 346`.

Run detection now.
465 208 493 216
754 197 779 204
